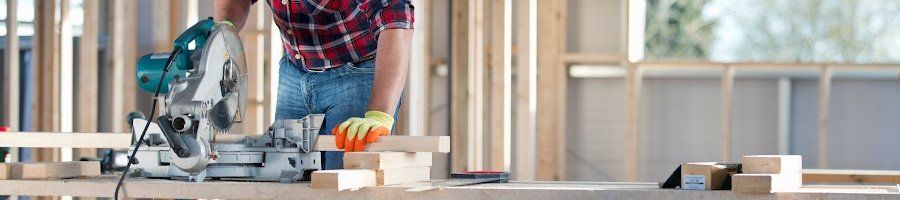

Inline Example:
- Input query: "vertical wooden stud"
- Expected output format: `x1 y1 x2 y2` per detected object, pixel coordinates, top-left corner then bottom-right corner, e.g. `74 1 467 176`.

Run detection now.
535 0 566 181
818 65 832 168
720 65 735 162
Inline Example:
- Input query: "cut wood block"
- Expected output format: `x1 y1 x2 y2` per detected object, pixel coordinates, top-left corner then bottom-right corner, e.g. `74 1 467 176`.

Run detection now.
680 162 738 190
8 161 100 180
311 169 376 191
344 152 432 170
0 163 10 179
733 173 802 193
376 166 431 186
742 155 802 174
316 135 450 153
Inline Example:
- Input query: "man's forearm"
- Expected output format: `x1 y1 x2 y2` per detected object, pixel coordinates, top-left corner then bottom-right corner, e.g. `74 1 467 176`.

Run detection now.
369 29 414 116
214 0 253 31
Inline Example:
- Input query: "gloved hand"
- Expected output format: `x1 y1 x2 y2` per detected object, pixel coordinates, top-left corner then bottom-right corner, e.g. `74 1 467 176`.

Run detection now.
220 20 237 28
332 111 394 152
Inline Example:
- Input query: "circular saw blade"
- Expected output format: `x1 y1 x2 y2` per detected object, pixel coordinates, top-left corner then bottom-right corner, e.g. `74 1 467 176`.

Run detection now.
206 24 248 131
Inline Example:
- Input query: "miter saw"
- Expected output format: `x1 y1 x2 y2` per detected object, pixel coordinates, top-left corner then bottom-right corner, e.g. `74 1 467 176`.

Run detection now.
126 18 323 183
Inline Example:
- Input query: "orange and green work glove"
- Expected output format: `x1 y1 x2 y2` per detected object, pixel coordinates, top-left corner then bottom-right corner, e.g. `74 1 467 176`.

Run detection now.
332 111 394 152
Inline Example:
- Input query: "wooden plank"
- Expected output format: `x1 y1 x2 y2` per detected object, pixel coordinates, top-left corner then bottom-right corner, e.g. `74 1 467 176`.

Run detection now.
487 0 512 172
376 166 431 186
720 65 735 162
0 132 450 152
4 161 100 180
1 177 898 199
75 0 100 160
802 169 900 184
316 135 450 153
563 53 625 64
535 0 566 181
512 0 537 181
623 64 642 181
733 173 802 193
311 169 376 191
818 65 832 168
742 155 802 174
343 152 432 169
4 0 20 132
406 0 431 136
449 0 470 173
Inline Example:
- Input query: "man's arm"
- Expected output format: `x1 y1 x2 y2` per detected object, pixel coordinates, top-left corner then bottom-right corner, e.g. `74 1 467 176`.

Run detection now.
214 0 253 31
368 29 414 115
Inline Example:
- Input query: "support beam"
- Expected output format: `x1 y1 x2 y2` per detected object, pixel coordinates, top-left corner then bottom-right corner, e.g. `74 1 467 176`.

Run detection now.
512 0 537 181
406 0 431 136
720 65 735 162
108 0 138 133
623 64 642 181
4 0 20 133
535 0 567 181
75 0 101 160
33 0 62 162
817 65 832 168
450 0 470 173
486 0 512 172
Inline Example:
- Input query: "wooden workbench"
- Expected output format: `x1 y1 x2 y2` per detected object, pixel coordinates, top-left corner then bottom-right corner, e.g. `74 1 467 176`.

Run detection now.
0 176 897 199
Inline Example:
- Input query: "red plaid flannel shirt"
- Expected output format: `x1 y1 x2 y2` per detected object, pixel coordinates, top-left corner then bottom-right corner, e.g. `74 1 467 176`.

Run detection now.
260 0 415 70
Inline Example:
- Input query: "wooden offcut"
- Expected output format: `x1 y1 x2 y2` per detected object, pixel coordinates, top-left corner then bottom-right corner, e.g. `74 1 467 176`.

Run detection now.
311 169 376 191
376 166 431 186
5 161 100 180
344 152 432 169
0 163 10 179
733 173 802 193
742 155 802 174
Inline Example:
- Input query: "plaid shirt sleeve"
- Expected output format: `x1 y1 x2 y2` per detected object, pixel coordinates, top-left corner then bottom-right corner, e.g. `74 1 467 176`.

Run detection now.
368 0 415 38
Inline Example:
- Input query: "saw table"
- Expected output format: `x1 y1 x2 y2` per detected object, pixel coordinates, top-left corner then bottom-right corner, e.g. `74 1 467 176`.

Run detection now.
0 176 898 199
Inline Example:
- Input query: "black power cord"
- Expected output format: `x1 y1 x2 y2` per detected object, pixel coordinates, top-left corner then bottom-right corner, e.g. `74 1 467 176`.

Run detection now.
114 47 182 200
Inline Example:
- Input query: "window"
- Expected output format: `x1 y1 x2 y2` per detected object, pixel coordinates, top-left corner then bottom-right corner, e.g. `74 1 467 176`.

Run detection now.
644 0 900 63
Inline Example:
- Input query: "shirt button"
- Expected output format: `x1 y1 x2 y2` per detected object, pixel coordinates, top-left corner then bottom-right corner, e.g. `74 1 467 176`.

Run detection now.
286 30 293 35
294 54 302 60
281 0 288 5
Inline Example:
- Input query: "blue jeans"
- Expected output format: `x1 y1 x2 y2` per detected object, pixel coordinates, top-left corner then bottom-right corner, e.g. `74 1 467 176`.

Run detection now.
274 55 398 170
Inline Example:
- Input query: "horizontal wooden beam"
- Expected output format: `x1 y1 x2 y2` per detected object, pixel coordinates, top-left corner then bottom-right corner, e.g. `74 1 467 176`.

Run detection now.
0 177 895 199
0 132 450 152
803 169 900 184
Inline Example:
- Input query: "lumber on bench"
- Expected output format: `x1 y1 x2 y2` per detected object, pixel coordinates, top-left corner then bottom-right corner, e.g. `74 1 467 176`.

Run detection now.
0 132 450 152
803 169 900 184
0 161 100 180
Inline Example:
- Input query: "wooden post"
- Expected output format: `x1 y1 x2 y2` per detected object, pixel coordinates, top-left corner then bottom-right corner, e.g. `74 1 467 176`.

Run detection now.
5 0 20 132
239 2 268 135
487 0 512 171
108 0 138 133
720 65 735 162
512 0 537 181
818 65 832 168
33 0 62 162
467 0 487 171
407 0 431 136
450 0 471 173
535 0 566 181
75 0 101 160
624 64 642 181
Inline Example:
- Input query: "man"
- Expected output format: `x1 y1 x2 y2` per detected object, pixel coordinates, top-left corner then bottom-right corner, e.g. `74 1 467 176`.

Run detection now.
214 0 413 170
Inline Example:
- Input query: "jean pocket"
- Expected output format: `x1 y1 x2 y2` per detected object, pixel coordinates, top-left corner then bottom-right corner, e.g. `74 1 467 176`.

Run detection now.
345 60 376 73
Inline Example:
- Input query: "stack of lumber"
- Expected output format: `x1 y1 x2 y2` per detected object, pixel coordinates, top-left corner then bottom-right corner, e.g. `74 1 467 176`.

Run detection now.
0 161 100 180
733 155 802 193
311 152 433 190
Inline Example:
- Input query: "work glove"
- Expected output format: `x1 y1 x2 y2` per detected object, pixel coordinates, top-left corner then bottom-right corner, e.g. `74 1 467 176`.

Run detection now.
332 111 394 152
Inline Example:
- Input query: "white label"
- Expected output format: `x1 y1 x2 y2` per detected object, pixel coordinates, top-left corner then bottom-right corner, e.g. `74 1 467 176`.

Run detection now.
682 175 707 190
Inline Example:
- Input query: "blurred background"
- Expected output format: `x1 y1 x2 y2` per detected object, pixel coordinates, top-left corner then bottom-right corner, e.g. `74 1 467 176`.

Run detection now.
1 0 898 182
